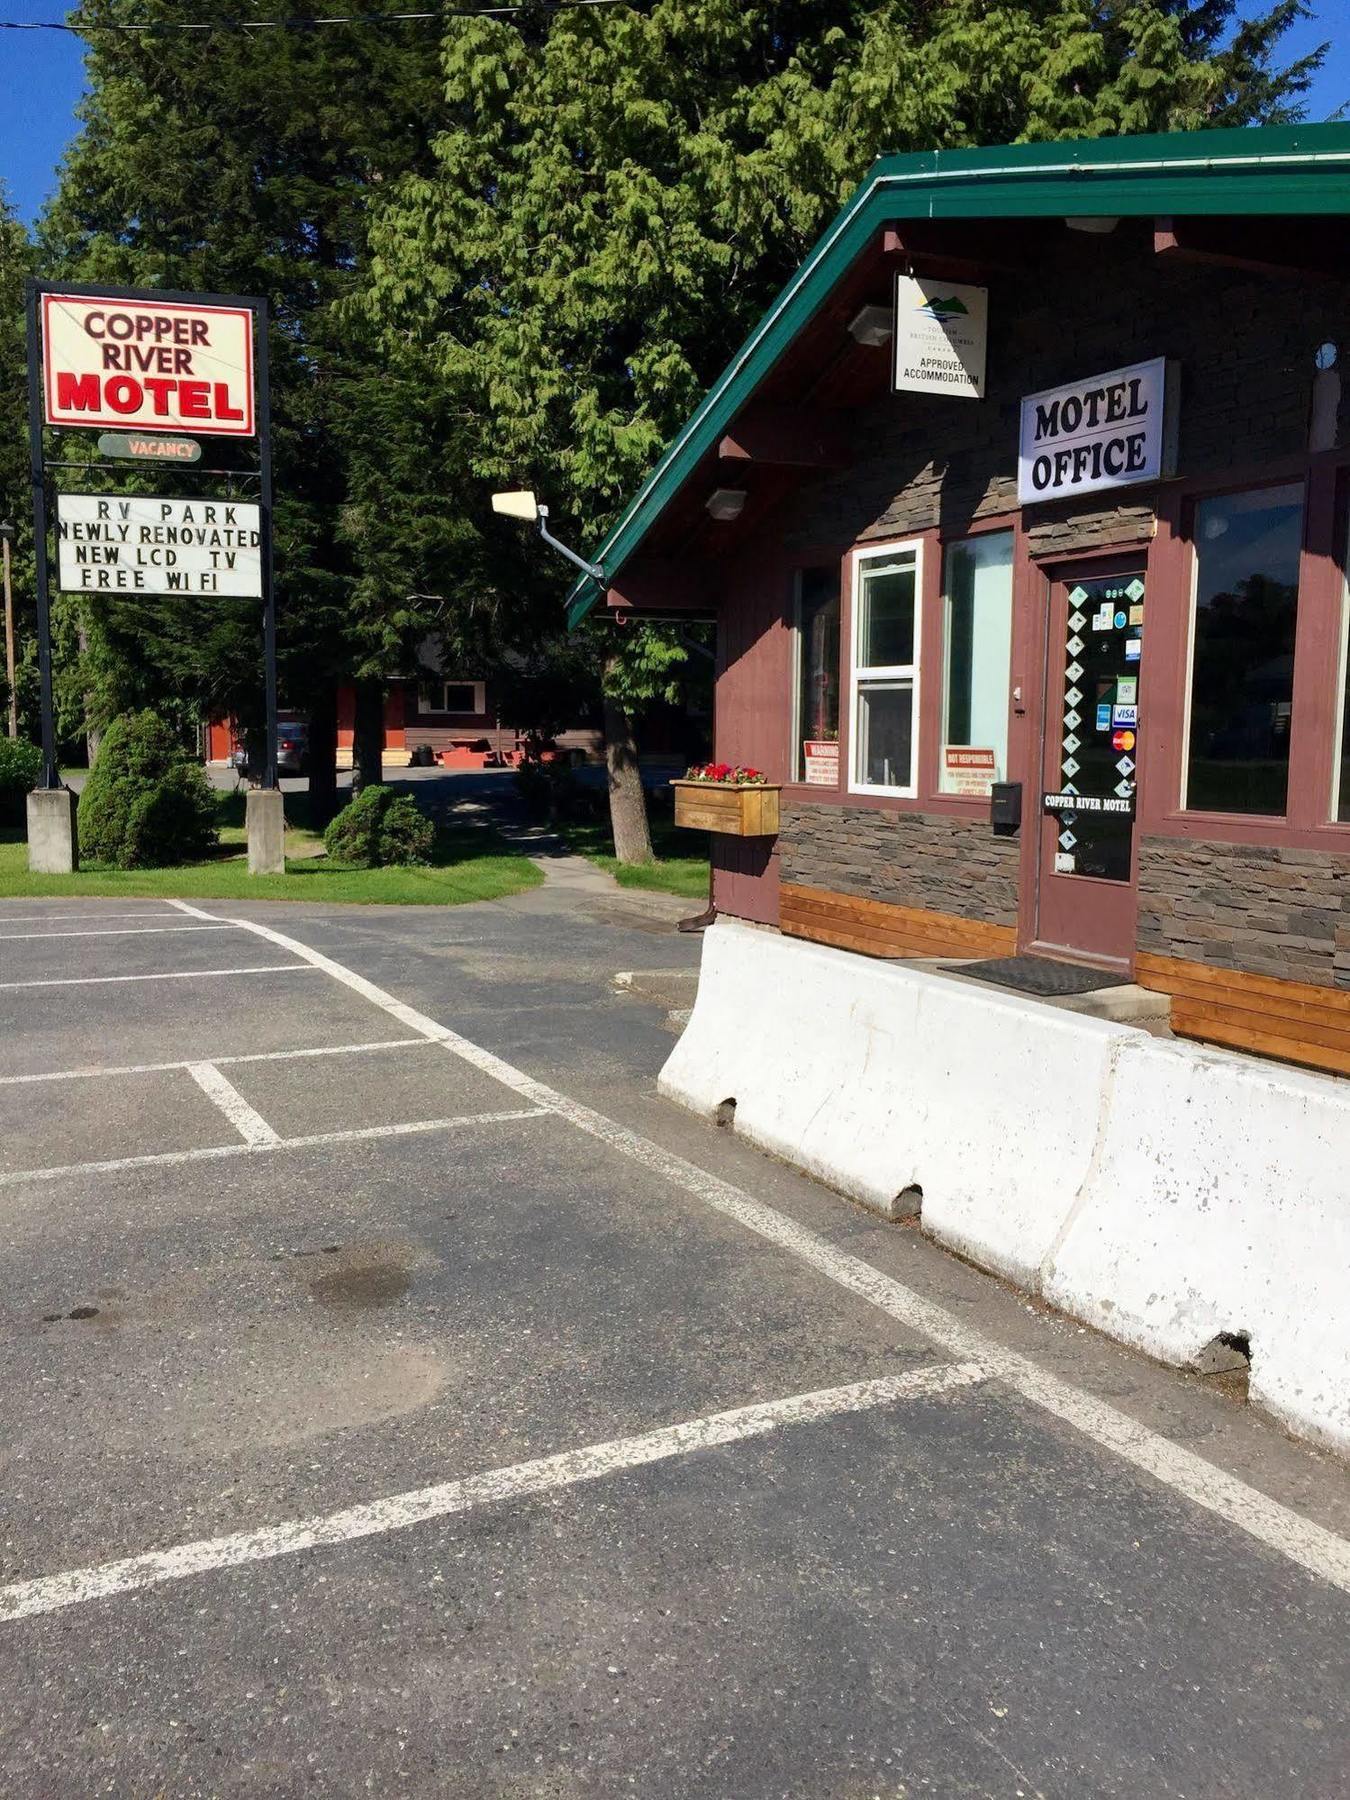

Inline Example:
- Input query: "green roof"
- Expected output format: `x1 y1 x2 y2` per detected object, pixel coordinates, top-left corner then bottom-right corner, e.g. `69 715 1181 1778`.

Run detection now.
567 122 1350 626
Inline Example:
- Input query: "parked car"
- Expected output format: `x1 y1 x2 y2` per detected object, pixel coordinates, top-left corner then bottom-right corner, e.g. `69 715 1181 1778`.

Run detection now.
227 718 309 779
276 719 309 776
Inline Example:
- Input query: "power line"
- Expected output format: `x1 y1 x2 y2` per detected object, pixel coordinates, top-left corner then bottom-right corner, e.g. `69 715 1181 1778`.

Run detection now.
1 0 625 31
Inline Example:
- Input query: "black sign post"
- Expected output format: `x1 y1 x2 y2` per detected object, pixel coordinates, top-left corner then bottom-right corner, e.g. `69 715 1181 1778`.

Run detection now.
23 280 276 824
24 282 60 793
256 302 277 793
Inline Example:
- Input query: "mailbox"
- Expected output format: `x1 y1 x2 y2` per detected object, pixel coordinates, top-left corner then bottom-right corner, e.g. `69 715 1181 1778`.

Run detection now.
990 781 1022 834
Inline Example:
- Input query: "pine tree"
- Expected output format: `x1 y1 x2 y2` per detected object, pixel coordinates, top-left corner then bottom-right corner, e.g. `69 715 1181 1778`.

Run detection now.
361 0 1320 859
39 0 456 809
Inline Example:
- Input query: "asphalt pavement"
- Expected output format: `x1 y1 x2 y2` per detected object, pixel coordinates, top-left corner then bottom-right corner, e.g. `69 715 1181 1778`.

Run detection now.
0 870 1346 1797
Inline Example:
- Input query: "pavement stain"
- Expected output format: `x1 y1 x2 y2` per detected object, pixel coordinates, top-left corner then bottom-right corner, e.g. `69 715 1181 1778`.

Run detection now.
285 1239 426 1312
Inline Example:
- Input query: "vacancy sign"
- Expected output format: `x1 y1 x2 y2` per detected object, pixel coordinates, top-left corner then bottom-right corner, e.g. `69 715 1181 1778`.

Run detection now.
42 293 255 436
893 275 988 399
56 494 262 597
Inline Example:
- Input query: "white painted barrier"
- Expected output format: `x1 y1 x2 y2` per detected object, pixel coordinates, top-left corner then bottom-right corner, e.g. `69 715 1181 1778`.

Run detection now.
660 919 1350 1454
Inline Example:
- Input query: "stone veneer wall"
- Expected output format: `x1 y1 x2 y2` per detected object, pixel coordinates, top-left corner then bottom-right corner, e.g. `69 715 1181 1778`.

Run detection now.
1137 836 1350 989
780 802 1020 926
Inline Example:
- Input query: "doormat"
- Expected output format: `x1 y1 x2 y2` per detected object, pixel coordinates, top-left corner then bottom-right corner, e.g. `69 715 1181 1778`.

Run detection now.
954 955 1130 997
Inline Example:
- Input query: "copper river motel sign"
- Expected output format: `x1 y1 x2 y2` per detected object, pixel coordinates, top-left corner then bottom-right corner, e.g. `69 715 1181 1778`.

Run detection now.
1017 357 1175 506
41 293 255 437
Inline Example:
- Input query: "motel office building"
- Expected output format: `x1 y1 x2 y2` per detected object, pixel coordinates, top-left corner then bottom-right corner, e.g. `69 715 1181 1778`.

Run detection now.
575 126 1350 1081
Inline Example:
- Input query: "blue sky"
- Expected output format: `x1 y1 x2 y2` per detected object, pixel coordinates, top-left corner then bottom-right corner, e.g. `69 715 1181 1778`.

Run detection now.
2 0 1348 229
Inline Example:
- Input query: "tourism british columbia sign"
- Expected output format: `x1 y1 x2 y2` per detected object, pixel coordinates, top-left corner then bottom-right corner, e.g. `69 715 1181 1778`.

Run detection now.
40 292 255 437
55 495 262 597
892 275 988 399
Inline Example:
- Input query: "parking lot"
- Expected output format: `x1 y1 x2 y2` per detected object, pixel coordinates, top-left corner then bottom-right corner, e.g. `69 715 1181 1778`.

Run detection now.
0 887 1347 1796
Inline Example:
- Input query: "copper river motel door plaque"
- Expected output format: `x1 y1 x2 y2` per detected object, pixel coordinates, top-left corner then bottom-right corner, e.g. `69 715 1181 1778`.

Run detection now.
1035 570 1145 965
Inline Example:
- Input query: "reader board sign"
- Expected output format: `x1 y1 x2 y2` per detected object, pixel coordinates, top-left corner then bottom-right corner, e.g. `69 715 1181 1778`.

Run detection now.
42 293 255 437
893 275 988 399
1018 357 1172 505
56 494 262 597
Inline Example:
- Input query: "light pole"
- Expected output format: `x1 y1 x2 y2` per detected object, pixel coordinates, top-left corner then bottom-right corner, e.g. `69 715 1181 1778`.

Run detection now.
0 521 15 740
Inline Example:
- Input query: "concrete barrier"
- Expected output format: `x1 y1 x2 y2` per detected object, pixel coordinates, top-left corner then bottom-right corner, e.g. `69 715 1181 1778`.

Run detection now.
660 919 1350 1454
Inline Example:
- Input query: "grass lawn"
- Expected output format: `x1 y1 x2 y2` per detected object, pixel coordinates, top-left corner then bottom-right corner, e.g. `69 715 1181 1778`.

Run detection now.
556 815 711 900
0 790 543 907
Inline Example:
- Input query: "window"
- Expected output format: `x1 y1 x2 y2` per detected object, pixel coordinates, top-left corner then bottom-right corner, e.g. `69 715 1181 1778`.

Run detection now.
1184 484 1304 817
939 531 1014 796
418 680 484 717
850 542 920 794
792 566 840 783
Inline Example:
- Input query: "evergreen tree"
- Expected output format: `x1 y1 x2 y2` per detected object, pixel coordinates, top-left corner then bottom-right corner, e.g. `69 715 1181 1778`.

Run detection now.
361 0 1319 859
40 0 458 810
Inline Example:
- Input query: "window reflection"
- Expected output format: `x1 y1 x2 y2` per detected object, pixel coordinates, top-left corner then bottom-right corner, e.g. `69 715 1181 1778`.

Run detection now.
1186 485 1304 817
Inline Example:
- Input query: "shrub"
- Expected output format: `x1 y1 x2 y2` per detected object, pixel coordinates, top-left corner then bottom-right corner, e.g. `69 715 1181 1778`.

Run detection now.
0 737 42 827
323 784 434 867
77 711 218 869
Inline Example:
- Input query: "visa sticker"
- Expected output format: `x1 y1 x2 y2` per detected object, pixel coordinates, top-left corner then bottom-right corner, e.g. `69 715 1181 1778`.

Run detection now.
1095 703 1112 731
1112 704 1138 727
1125 638 1142 662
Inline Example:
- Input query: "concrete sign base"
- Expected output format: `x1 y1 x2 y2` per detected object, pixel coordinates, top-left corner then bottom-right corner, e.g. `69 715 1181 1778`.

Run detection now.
26 787 78 874
660 919 1350 1457
246 787 285 875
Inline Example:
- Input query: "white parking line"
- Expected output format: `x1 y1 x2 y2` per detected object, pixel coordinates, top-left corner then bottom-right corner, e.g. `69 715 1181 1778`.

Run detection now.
0 1108 549 1188
187 1062 281 1147
0 910 185 924
0 965 317 992
0 1038 433 1087
0 924 233 942
0 1364 989 1622
212 908 1350 1596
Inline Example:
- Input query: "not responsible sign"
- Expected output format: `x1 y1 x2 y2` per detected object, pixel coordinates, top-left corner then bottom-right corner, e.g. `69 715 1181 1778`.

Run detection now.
42 293 255 437
56 494 262 597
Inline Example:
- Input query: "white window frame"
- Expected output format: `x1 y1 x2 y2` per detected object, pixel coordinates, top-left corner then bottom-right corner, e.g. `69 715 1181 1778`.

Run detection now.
417 679 485 718
937 528 1015 797
848 537 923 798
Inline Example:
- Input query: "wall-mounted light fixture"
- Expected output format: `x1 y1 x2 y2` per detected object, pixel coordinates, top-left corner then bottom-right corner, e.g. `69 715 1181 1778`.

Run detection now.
847 304 893 346
706 488 748 522
491 489 605 585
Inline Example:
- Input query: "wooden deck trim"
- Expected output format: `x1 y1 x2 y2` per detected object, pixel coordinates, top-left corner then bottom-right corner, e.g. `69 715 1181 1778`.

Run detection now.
779 883 1016 962
1136 951 1350 1078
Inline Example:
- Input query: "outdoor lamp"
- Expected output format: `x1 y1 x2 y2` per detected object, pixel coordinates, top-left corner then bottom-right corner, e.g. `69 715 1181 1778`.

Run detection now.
491 489 604 586
491 490 540 522
847 304 893 346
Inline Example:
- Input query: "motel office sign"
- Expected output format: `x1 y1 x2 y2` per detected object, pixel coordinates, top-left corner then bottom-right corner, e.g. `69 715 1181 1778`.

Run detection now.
1018 357 1176 504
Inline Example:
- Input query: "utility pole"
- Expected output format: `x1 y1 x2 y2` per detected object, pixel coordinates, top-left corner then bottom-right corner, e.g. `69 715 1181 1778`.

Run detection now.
0 521 15 740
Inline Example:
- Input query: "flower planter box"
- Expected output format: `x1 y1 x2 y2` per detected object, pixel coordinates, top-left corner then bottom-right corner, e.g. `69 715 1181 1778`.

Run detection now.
671 780 780 837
